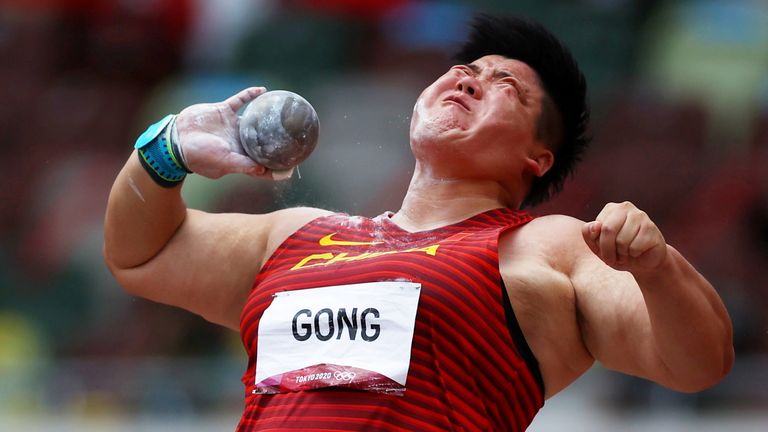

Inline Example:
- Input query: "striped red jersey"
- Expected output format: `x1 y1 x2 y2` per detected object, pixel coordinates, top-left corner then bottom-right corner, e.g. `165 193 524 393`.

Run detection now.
238 208 545 431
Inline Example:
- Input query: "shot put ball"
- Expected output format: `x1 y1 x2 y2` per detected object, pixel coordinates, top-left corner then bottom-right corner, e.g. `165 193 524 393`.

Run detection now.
238 90 320 171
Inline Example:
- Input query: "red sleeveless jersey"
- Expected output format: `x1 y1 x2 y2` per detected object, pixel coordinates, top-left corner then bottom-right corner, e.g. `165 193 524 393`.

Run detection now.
238 208 545 431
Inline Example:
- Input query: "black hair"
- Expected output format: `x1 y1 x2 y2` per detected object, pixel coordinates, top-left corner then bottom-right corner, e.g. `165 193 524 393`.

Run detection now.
454 14 590 207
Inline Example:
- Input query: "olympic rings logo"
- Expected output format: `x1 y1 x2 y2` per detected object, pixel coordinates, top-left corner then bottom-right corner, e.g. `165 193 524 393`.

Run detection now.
334 371 356 382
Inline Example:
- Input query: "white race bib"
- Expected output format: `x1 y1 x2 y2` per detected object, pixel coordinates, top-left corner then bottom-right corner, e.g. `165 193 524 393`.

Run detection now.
254 281 422 395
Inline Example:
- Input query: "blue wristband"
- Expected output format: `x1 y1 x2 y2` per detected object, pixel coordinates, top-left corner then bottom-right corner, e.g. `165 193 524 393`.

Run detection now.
135 115 190 188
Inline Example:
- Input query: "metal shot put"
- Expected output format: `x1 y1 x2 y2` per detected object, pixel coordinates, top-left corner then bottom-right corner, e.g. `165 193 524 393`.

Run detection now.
239 90 319 171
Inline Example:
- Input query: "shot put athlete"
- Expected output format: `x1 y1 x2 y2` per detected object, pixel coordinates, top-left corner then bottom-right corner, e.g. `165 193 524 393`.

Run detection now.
104 15 733 431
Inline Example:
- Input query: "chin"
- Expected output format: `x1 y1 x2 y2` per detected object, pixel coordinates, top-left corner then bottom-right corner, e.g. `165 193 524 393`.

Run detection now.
411 113 465 144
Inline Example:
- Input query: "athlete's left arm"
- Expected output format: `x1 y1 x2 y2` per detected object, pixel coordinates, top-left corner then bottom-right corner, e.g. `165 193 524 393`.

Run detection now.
565 201 734 392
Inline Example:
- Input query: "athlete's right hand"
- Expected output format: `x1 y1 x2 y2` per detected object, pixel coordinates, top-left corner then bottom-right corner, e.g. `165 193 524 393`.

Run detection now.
174 87 270 179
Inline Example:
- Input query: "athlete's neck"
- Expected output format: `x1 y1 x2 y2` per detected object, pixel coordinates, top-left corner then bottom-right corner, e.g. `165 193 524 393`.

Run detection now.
391 164 523 232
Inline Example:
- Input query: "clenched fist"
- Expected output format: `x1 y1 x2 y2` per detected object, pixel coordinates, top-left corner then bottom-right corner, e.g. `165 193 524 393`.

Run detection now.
174 87 271 179
581 201 668 273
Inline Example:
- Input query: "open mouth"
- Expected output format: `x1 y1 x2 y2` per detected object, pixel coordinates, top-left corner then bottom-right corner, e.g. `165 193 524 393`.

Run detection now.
444 96 470 111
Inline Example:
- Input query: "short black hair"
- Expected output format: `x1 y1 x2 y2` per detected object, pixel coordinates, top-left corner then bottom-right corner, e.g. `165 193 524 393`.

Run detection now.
454 14 590 207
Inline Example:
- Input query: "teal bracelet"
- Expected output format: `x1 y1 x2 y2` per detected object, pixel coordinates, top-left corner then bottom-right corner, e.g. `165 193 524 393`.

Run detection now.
134 115 190 188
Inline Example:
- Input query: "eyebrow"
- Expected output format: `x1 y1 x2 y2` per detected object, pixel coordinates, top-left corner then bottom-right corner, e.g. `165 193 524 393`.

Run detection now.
467 63 514 79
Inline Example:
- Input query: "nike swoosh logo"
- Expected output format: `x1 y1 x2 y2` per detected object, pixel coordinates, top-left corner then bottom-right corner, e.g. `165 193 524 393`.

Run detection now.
319 233 384 247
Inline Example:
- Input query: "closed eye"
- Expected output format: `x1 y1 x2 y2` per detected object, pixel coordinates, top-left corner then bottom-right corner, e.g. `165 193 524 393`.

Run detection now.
452 65 475 76
497 76 528 103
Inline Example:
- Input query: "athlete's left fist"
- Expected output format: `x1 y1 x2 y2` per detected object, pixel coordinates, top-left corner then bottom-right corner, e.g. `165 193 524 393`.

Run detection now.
581 201 668 274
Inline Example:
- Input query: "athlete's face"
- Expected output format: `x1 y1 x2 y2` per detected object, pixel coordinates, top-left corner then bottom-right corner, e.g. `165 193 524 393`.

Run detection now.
409 55 551 181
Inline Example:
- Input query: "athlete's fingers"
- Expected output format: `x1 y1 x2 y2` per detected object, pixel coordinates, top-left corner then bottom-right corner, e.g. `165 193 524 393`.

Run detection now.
627 218 664 257
614 211 642 264
226 153 269 177
629 221 668 270
224 87 267 113
596 206 627 265
581 221 602 257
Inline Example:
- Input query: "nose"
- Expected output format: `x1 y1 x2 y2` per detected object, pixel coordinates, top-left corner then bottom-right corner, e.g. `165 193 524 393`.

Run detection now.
456 76 481 98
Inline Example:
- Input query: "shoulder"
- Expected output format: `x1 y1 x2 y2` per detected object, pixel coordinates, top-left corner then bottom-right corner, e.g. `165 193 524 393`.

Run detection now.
523 213 585 235
262 206 335 256
182 206 333 264
505 214 589 269
523 214 586 246
267 206 335 226
191 206 332 240
187 206 334 266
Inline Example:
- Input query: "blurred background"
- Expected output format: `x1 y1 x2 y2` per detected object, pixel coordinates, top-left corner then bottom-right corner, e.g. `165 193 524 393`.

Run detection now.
0 0 766 430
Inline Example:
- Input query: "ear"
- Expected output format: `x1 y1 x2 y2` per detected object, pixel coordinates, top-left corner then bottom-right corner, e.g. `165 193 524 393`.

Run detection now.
524 148 554 178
